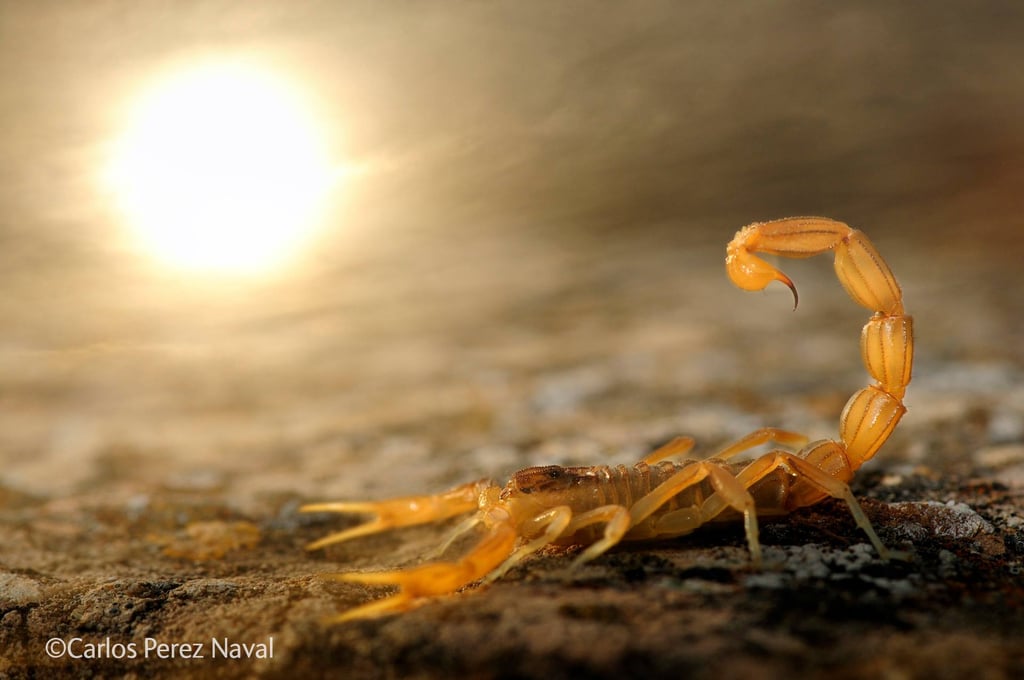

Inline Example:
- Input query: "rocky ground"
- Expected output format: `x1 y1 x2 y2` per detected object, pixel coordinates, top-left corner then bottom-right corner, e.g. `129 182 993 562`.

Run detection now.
2 216 1022 679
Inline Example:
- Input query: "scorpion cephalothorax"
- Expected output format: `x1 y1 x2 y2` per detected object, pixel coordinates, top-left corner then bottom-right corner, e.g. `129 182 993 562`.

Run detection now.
302 217 913 622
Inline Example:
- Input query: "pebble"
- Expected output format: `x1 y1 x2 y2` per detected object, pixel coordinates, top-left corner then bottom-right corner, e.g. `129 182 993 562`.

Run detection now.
0 573 43 606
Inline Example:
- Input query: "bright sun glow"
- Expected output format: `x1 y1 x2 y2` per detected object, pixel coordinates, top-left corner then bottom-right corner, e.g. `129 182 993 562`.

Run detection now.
108 62 337 274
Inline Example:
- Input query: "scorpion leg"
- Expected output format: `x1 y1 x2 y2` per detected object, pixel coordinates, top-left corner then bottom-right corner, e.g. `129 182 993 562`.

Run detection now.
641 435 696 464
737 451 892 559
301 479 491 551
709 427 808 461
564 505 633 568
629 462 763 566
483 506 572 583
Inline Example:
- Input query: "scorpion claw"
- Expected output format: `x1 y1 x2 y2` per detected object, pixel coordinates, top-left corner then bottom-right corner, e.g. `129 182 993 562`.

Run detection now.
305 525 382 551
319 524 520 620
301 481 489 551
322 588 416 623
320 569 439 622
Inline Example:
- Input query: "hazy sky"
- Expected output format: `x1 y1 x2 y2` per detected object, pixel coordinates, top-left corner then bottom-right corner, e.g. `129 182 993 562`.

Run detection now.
2 1 1022 344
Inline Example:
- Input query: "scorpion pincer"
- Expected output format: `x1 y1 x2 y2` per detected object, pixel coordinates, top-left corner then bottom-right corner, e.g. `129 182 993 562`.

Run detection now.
301 217 913 622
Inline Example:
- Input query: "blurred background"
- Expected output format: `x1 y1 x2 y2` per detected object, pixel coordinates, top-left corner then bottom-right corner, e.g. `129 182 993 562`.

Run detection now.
1 1 1022 504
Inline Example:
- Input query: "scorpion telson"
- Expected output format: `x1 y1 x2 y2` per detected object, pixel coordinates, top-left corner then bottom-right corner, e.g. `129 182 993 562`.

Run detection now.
302 217 913 622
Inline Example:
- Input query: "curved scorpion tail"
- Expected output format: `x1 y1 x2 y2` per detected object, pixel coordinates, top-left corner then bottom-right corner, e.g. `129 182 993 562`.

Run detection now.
726 217 913 473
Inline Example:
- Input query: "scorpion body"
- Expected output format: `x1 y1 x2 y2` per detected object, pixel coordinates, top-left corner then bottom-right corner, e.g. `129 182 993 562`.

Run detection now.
303 217 913 622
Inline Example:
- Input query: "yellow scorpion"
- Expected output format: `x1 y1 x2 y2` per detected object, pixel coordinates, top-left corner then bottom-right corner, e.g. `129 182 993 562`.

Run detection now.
302 217 913 622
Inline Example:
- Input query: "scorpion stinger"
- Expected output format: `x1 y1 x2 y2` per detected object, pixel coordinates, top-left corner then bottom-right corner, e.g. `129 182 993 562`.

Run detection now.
302 217 913 621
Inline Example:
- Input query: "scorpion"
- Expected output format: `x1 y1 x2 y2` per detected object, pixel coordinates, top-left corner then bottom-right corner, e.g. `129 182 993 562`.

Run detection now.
302 217 913 622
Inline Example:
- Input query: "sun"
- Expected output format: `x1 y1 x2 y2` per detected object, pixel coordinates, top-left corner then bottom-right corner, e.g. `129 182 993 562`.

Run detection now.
107 62 337 274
